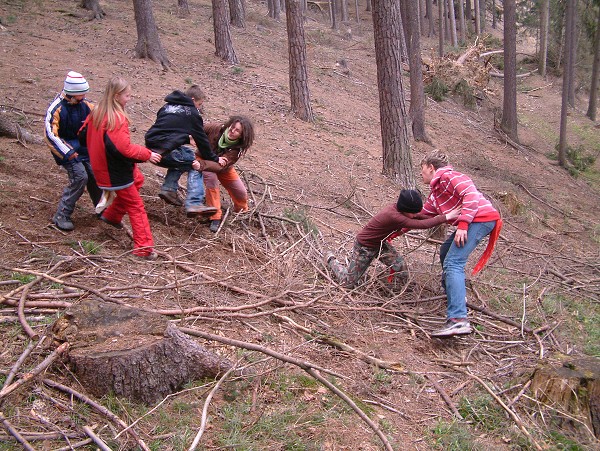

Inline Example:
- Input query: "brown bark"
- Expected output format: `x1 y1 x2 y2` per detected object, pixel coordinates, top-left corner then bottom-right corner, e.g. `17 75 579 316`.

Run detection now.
538 0 549 77
177 0 190 17
80 0 105 19
558 0 576 167
403 0 430 143
0 112 43 144
132 0 171 68
426 0 435 37
212 0 239 64
438 0 444 56
531 355 600 439
372 0 415 187
500 0 518 143
586 7 600 121
286 0 314 121
54 299 232 405
229 0 246 27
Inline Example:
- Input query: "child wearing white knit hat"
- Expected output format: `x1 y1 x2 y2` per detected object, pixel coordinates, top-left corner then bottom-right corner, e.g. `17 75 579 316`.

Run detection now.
44 70 100 231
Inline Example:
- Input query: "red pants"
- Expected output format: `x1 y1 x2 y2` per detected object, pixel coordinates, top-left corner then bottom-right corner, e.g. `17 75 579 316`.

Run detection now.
204 167 248 220
101 166 154 257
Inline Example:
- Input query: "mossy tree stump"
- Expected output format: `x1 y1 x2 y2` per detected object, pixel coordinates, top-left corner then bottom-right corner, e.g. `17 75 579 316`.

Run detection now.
531 354 600 439
51 299 232 405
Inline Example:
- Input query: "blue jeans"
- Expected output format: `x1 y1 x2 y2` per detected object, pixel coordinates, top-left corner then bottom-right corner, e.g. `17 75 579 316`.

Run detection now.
55 159 101 219
439 221 496 319
160 146 206 208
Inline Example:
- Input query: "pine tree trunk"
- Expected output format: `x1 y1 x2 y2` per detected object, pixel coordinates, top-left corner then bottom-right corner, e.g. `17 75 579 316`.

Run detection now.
426 0 435 37
177 0 190 16
447 0 457 47
473 0 480 35
567 1 578 108
538 0 549 78
558 0 576 168
229 0 246 27
372 0 415 188
438 0 444 56
500 0 518 142
404 0 430 143
132 0 171 68
80 0 105 19
286 0 314 122
458 0 466 43
586 8 600 121
212 0 239 64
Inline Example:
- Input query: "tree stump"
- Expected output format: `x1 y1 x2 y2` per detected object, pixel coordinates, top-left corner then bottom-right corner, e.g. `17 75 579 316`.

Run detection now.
51 299 233 405
530 354 600 439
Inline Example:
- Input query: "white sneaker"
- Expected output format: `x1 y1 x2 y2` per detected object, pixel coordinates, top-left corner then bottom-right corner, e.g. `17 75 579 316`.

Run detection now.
431 318 472 337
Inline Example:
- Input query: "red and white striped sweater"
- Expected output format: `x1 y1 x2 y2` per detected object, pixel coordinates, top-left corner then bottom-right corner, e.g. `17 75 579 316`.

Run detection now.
421 166 500 230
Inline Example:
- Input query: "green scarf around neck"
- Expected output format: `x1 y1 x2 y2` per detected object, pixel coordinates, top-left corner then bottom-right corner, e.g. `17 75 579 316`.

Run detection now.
218 127 241 149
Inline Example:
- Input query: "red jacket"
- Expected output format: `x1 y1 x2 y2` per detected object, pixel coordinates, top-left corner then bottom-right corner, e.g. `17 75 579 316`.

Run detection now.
421 166 500 230
86 115 152 190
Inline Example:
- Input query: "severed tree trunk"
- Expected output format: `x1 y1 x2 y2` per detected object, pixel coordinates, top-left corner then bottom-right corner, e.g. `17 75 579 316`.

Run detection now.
212 0 239 64
0 112 43 144
52 299 233 405
372 0 415 188
586 7 600 121
531 355 600 439
538 0 549 78
177 0 190 16
403 0 430 143
558 0 577 167
132 0 171 68
229 0 246 27
80 0 105 19
500 0 518 143
286 0 314 122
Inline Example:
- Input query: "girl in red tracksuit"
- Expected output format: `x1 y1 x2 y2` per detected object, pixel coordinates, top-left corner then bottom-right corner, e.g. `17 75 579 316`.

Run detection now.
84 77 162 260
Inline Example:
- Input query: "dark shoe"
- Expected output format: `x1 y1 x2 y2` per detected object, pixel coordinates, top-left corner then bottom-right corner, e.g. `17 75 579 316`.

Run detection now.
209 219 222 233
159 190 184 207
53 214 74 231
431 318 472 338
99 215 123 229
186 205 218 217
324 251 336 266
133 251 158 261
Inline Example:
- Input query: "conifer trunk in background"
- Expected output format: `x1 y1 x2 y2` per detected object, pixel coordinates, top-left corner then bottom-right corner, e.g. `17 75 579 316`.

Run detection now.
479 0 486 31
372 0 415 188
212 0 239 63
229 0 246 28
447 0 458 47
559 0 577 168
426 0 435 37
177 0 190 16
458 0 466 43
438 0 444 56
567 1 578 108
501 0 518 143
132 0 171 68
474 0 481 35
286 0 314 122
586 7 600 121
403 0 430 143
539 0 549 78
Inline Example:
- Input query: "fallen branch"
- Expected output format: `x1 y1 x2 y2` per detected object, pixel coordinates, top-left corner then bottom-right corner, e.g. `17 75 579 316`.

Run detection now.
0 411 35 450
83 426 111 451
425 375 463 420
2 335 46 389
42 379 150 451
179 327 393 450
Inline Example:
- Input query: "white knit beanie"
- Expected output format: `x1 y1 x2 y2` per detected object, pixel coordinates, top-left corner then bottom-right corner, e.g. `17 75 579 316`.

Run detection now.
63 71 90 95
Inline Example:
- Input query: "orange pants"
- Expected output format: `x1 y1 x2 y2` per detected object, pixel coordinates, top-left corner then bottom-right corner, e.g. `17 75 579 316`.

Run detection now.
203 167 248 220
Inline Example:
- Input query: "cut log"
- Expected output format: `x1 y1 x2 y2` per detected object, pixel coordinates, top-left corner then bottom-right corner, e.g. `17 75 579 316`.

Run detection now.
51 299 233 404
0 111 43 144
531 354 600 439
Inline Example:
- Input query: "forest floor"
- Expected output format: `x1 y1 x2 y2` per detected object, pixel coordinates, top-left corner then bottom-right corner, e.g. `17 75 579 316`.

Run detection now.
0 0 599 450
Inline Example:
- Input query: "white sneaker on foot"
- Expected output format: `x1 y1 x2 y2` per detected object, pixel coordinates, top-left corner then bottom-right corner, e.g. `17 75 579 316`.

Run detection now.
431 318 472 337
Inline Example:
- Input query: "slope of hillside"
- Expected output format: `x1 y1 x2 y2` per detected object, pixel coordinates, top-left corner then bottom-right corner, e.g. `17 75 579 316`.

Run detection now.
0 0 599 449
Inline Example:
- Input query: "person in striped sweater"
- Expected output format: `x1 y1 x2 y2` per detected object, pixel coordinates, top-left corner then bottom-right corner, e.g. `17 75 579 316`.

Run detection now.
419 150 502 337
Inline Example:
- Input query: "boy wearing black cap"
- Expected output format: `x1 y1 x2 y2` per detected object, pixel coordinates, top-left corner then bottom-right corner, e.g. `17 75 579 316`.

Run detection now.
325 189 459 288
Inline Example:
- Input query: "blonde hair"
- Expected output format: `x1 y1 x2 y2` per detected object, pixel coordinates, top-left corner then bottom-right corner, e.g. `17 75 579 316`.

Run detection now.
421 149 449 169
91 77 131 131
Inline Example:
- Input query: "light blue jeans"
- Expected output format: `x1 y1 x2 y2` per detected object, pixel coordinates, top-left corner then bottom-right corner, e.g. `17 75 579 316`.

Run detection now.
439 221 496 319
160 146 206 208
